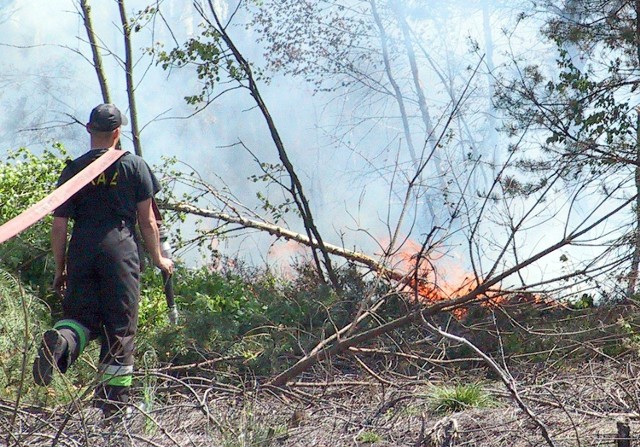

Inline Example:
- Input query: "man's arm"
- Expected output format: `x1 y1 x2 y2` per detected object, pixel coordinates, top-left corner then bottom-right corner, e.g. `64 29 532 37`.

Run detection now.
51 216 69 296
137 198 174 274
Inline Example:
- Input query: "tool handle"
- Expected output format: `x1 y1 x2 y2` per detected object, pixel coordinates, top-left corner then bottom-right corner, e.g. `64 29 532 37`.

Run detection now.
162 270 178 324
159 225 178 324
162 270 175 307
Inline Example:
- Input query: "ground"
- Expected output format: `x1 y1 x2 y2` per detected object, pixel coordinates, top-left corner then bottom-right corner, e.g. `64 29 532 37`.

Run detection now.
3 356 640 447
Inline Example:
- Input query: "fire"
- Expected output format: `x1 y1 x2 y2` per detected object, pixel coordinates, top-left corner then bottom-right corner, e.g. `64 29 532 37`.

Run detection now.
388 239 557 318
391 240 476 298
267 239 309 278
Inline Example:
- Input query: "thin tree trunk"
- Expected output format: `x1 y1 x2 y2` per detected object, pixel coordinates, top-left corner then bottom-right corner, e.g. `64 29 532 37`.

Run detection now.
369 0 419 167
482 0 499 178
393 1 450 221
118 0 143 157
627 110 640 298
393 2 435 154
626 0 640 298
79 0 111 103
200 0 340 290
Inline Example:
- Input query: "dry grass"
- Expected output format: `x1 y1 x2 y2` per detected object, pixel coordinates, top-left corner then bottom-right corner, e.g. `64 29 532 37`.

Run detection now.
2 356 640 447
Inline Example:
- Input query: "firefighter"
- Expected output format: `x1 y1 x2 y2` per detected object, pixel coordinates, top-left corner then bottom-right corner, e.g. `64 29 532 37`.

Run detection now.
32 103 173 419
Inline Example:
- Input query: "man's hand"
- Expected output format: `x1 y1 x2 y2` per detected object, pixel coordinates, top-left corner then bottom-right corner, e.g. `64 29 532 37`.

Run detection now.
155 256 174 275
53 270 67 298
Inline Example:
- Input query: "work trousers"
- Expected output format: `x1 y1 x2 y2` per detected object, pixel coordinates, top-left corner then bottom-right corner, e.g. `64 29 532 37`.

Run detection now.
54 222 140 408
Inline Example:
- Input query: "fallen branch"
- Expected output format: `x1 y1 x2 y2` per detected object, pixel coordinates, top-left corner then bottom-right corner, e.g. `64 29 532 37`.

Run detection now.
267 287 487 386
423 319 557 447
161 201 403 278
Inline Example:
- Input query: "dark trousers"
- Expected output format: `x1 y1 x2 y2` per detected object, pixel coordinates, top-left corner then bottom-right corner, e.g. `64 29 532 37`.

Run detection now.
57 222 140 406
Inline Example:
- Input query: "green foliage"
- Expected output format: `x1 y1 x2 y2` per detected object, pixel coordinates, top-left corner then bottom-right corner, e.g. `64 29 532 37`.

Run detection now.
139 265 175 331
356 431 383 443
140 349 161 434
427 383 496 415
0 145 68 304
492 4 640 298
448 297 640 366
495 4 640 188
0 269 41 401
140 265 263 365
603 317 640 357
131 5 159 33
154 23 246 107
248 162 298 222
141 262 383 377
0 268 98 407
570 293 594 310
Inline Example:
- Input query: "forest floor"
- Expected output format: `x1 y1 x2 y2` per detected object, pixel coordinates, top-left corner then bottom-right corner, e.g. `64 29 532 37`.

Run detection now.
3 355 640 447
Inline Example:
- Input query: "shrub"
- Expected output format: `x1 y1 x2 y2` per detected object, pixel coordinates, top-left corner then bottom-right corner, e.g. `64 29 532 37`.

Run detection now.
0 268 97 407
356 431 383 443
140 261 388 376
0 145 68 308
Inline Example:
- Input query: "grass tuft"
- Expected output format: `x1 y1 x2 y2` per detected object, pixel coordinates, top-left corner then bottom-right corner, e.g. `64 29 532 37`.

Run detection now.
428 383 496 415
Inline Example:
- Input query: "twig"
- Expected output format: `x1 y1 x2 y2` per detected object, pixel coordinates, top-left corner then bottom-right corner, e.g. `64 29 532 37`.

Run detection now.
422 317 557 447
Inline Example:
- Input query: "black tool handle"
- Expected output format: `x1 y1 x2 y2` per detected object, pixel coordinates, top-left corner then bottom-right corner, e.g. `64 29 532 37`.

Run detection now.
159 224 178 324
162 270 175 307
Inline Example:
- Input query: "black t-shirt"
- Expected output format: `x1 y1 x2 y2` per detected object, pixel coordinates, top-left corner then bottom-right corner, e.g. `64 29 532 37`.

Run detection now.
54 149 160 228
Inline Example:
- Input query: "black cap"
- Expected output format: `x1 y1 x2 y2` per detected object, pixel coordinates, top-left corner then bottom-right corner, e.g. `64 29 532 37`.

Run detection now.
87 104 128 132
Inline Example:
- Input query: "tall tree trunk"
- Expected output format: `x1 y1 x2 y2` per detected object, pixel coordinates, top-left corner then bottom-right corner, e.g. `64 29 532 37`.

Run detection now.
627 111 640 298
118 0 143 157
369 0 419 167
393 1 450 221
79 0 111 103
482 0 499 178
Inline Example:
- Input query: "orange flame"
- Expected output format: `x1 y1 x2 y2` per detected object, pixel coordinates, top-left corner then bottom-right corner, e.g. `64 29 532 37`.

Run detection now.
388 240 557 319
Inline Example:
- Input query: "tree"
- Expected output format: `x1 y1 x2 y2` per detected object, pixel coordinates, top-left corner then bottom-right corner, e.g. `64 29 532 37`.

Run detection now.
155 0 344 289
149 1 637 392
77 0 154 157
495 0 640 298
249 0 506 224
0 146 68 300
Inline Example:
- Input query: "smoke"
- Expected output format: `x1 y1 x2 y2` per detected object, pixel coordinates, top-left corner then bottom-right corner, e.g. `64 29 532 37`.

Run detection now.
0 0 593 295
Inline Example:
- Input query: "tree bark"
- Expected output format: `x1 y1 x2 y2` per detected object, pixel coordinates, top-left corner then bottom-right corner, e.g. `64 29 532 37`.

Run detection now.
79 0 111 103
162 201 406 281
626 1 640 298
118 0 143 157
370 0 419 167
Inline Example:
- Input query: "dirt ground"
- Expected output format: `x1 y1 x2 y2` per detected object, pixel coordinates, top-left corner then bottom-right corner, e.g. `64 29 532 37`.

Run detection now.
3 357 640 447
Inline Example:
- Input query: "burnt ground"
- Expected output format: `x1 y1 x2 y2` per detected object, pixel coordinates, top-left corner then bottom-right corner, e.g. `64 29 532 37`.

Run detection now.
3 356 640 447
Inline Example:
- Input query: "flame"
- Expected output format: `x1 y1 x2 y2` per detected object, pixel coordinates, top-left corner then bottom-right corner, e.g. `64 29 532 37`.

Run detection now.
391 240 473 294
388 239 557 318
267 239 309 278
